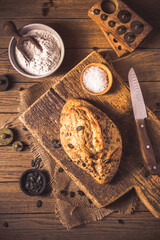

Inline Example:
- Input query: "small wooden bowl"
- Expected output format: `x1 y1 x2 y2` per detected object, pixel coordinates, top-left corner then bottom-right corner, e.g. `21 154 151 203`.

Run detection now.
80 63 113 96
19 169 47 196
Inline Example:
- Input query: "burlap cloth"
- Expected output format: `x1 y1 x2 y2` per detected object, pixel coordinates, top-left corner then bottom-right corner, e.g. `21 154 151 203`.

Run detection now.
19 59 139 229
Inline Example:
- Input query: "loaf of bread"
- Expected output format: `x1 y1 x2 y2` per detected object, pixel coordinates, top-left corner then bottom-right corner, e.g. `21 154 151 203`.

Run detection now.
60 99 122 184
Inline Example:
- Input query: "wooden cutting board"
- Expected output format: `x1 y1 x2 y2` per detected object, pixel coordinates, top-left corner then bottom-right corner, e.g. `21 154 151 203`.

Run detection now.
19 51 160 217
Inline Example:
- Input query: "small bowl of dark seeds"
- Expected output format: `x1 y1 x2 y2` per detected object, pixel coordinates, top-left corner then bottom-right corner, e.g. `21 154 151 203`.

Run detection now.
19 169 47 196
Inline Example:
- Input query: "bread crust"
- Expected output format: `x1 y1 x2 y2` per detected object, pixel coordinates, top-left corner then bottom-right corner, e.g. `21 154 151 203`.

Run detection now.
60 99 122 184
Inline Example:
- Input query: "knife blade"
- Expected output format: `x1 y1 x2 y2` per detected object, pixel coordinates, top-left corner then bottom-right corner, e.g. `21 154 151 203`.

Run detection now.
128 67 160 175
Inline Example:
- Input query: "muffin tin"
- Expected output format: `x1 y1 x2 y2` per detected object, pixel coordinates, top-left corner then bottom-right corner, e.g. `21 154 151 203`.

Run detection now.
88 0 152 57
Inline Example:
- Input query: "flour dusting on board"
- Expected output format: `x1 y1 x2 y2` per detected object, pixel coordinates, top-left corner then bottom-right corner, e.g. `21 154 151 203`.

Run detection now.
15 29 61 76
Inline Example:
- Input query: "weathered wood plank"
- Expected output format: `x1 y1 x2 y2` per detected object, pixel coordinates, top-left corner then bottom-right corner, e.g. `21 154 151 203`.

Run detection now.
0 212 160 240
0 49 160 84
0 0 159 20
0 19 159 49
0 146 36 182
0 181 147 213
0 182 55 213
0 78 160 116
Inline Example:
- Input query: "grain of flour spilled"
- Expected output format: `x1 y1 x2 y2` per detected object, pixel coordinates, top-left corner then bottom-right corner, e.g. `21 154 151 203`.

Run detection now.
15 29 61 76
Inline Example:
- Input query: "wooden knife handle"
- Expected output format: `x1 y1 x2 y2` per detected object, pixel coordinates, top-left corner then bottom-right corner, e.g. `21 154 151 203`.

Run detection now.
136 119 160 175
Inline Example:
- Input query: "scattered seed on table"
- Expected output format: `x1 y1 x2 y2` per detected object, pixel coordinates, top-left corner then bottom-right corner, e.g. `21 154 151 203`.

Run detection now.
82 163 86 167
31 160 35 167
58 167 64 173
60 190 68 196
35 162 40 169
70 191 75 198
118 219 125 224
37 200 42 208
77 190 85 196
67 158 72 162
35 158 42 163
53 143 62 148
51 139 59 144
22 126 28 131
2 221 9 228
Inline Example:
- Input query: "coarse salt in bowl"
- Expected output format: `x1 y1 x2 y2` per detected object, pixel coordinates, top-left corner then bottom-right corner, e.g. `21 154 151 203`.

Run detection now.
80 63 113 95
8 23 65 78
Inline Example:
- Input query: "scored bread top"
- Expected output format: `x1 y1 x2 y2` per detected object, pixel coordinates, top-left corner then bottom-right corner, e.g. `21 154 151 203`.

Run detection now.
60 99 122 184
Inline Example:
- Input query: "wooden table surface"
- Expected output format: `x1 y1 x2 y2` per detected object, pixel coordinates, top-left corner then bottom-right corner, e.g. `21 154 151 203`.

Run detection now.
0 0 160 239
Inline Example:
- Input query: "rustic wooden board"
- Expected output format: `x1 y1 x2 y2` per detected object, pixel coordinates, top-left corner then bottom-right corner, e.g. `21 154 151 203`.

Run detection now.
0 0 159 20
20 51 160 216
1 49 160 84
0 19 160 49
0 212 160 240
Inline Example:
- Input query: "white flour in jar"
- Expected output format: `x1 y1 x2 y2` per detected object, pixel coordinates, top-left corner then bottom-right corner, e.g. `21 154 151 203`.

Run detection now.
15 29 61 76
82 66 108 94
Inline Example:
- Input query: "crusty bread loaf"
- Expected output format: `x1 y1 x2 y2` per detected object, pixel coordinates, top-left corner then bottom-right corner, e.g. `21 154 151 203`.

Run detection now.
60 99 122 184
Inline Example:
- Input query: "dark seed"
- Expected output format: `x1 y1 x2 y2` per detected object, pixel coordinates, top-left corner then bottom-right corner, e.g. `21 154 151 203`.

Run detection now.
35 158 42 163
2 221 9 228
37 175 41 182
76 126 84 131
28 172 34 178
31 160 35 167
88 199 93 204
58 167 64 173
68 144 74 149
118 219 125 224
19 87 24 91
77 190 85 196
70 191 75 198
60 190 68 196
105 159 111 164
51 139 59 144
22 126 28 131
82 163 86 167
37 200 42 208
67 158 72 162
35 162 40 169
93 8 100 15
144 171 150 178
53 143 62 148
25 182 29 189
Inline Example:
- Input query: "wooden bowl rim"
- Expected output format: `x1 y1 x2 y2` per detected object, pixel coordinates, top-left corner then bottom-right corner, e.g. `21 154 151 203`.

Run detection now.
19 169 47 196
80 63 113 96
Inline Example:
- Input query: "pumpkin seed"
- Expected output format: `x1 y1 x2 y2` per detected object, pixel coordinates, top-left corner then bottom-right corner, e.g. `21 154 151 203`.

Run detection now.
76 126 84 131
68 144 74 149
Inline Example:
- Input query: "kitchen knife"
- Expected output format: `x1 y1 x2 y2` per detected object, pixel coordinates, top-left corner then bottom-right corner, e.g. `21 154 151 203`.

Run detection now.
128 67 160 175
